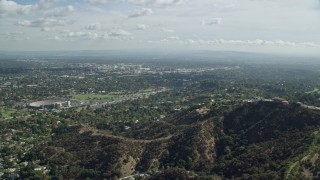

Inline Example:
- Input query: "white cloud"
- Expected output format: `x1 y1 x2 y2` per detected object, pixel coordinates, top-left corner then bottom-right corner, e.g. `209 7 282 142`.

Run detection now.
0 0 59 17
41 27 51 32
128 0 188 8
0 0 37 16
162 28 175 33
128 8 153 18
16 18 67 27
45 5 75 17
86 22 102 30
1 0 320 54
46 36 61 41
63 31 99 40
88 0 113 4
201 18 222 26
212 3 236 12
0 31 28 40
16 20 32 26
109 29 131 37
212 39 298 47
188 39 320 48
148 0 188 7
37 0 56 9
152 37 320 49
187 39 195 44
160 36 180 42
54 29 132 41
300 42 320 48
137 24 147 30
168 36 179 40
88 0 187 7
100 33 109 40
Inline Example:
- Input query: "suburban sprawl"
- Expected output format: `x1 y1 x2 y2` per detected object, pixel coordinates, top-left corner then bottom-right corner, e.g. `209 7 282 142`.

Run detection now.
1 52 320 179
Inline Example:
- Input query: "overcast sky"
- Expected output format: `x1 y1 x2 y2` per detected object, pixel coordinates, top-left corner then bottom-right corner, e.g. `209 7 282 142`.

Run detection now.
0 0 320 55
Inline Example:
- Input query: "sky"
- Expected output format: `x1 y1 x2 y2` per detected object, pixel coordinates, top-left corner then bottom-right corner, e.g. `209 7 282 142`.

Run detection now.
0 0 320 55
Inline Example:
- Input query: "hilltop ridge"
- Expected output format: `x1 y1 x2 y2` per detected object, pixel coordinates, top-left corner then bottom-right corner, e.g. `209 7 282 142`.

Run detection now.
22 100 320 179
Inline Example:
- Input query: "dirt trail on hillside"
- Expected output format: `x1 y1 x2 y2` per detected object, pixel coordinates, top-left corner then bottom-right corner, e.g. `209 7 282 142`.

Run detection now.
79 125 172 143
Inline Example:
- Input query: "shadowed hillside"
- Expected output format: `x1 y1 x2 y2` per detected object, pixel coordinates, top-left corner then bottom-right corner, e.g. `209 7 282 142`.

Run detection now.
215 101 320 179
24 101 320 179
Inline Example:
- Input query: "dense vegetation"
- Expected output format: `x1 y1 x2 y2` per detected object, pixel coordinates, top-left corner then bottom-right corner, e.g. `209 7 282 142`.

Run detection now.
13 101 320 179
1 54 320 179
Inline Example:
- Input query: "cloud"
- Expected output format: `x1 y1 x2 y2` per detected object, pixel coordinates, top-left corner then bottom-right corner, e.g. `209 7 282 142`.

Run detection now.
16 20 32 26
0 0 37 16
46 36 61 41
212 39 298 47
86 22 102 30
187 39 195 44
153 38 320 49
301 42 320 48
194 39 320 48
37 0 56 9
107 29 133 40
47 29 133 41
63 31 99 40
1 31 23 37
201 18 222 26
1 0 320 54
47 31 103 41
88 0 187 7
88 0 113 4
41 27 51 32
148 0 187 7
17 18 67 27
100 33 109 40
128 8 153 18
168 36 179 40
109 29 131 37
0 0 58 17
0 31 29 41
162 28 175 33
160 36 180 42
128 0 188 8
137 24 147 30
45 5 75 17
211 3 236 12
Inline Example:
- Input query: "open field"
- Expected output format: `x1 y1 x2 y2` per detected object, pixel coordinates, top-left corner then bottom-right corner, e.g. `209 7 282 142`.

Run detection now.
72 89 158 100
306 88 320 94
0 107 17 119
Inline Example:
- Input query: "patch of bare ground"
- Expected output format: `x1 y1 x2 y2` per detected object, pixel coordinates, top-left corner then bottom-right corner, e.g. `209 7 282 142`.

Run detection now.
120 156 137 177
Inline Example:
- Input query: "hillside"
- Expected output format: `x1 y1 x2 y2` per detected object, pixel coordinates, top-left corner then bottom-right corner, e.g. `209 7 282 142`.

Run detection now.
28 108 219 179
216 101 320 179
24 101 320 179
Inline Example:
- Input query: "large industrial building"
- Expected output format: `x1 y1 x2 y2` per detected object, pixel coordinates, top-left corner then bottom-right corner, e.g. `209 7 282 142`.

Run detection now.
28 99 71 110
